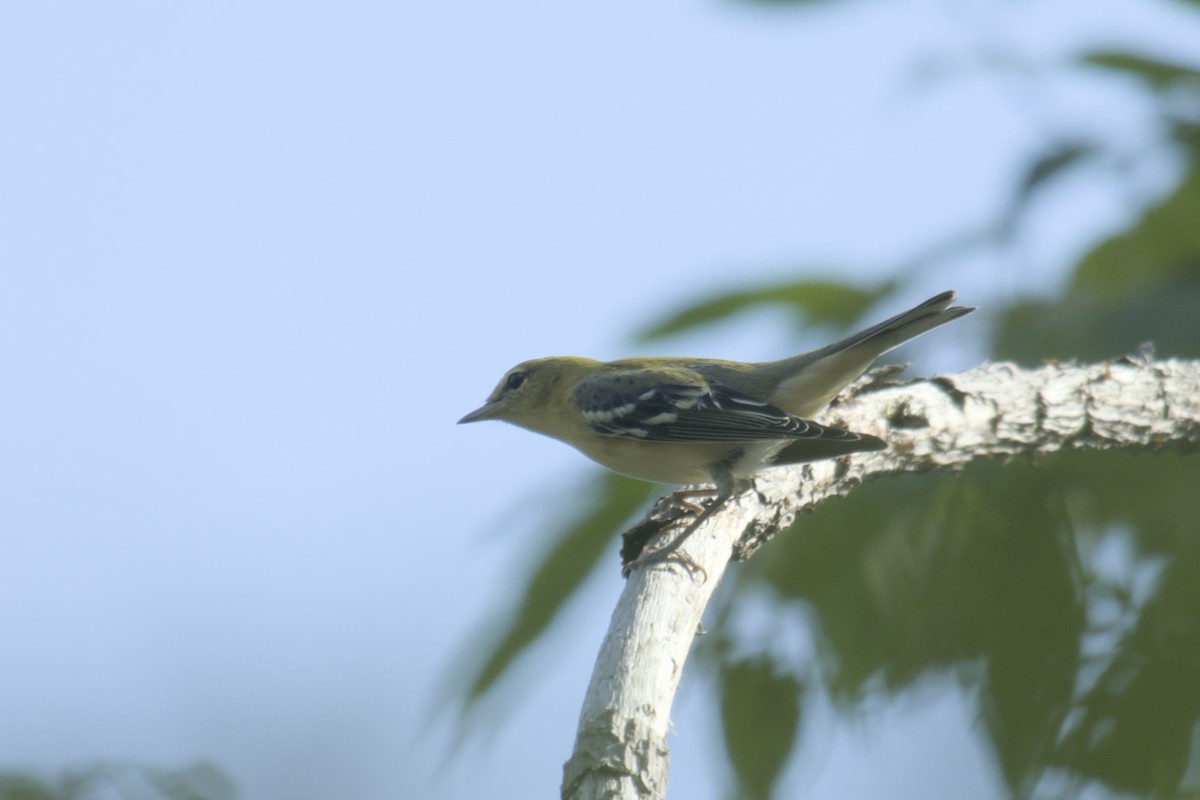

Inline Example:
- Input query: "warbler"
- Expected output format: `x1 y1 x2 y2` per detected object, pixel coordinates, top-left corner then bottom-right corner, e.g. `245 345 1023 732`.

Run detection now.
460 290 974 569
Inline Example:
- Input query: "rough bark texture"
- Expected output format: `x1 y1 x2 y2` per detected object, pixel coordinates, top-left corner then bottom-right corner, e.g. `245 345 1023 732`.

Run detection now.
561 358 1200 800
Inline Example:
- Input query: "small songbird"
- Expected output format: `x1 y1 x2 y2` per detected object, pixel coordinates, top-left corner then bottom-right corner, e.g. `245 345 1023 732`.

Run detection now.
459 290 975 570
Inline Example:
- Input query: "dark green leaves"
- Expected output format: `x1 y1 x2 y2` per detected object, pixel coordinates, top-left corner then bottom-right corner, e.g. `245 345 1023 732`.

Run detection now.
1071 159 1200 294
719 658 805 800
1052 544 1200 796
723 452 1200 796
994 160 1200 364
1083 51 1200 90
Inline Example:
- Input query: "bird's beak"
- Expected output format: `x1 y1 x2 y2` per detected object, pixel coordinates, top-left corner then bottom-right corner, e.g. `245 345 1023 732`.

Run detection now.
458 402 501 424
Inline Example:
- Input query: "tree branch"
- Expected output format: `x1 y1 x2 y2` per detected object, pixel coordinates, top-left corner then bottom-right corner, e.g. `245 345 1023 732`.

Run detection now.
560 358 1200 800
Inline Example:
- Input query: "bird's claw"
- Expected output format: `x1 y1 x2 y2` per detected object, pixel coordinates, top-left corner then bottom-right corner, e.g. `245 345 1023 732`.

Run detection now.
623 545 708 582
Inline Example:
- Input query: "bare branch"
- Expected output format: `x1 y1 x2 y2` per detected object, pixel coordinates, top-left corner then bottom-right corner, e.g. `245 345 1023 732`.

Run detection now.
561 358 1200 800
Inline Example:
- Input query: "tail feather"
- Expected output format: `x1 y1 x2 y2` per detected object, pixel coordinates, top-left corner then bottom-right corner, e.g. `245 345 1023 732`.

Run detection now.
805 290 974 363
768 290 975 417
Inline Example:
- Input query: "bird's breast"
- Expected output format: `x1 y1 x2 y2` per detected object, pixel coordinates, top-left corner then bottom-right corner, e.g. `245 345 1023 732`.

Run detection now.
573 437 741 486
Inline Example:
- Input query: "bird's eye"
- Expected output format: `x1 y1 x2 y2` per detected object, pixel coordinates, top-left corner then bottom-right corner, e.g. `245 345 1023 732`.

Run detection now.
504 371 528 392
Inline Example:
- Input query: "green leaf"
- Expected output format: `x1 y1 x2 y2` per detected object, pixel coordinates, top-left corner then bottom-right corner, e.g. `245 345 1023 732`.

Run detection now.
993 274 1200 363
720 657 805 800
462 472 657 703
720 451 1200 795
1051 546 1200 796
999 141 1098 239
1082 51 1200 89
1070 164 1200 295
755 463 1085 771
635 279 896 343
994 159 1200 364
0 774 57 800
0 764 237 800
1016 142 1098 205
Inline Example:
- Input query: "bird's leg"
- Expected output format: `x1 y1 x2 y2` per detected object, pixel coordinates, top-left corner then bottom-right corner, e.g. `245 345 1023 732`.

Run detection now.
620 485 719 570
670 486 719 517
629 488 731 578
626 467 741 580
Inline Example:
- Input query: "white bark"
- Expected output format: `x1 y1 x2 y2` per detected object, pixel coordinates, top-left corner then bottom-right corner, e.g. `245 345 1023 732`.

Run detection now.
561 358 1200 800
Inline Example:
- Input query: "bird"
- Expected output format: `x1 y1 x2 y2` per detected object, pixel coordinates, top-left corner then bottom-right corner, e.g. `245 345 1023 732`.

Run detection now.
459 290 975 572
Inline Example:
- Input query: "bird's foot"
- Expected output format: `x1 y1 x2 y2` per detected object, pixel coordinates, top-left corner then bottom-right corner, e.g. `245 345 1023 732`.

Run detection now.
670 486 718 518
626 540 708 582
621 508 715 581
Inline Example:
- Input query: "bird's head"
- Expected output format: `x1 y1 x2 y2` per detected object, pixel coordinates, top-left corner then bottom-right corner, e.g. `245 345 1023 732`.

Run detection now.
458 356 596 434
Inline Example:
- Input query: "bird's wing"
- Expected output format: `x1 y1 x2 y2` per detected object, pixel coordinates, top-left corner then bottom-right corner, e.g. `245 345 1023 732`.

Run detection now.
574 368 872 445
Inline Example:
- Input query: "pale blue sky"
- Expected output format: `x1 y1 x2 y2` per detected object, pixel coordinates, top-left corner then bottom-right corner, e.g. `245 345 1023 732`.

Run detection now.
2 2 1197 798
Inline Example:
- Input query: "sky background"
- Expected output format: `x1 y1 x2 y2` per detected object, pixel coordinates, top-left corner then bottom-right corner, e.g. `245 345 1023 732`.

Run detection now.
2 2 1198 799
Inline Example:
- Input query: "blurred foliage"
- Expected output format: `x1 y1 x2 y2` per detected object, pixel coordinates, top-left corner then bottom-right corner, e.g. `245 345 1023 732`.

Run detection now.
0 763 234 800
635 279 896 343
718 658 806 800
463 471 657 702
460 5 1200 800
1084 50 1200 91
737 451 1200 797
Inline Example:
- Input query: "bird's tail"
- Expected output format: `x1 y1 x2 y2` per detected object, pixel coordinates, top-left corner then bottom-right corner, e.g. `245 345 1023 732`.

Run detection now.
814 290 974 361
766 290 976 417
